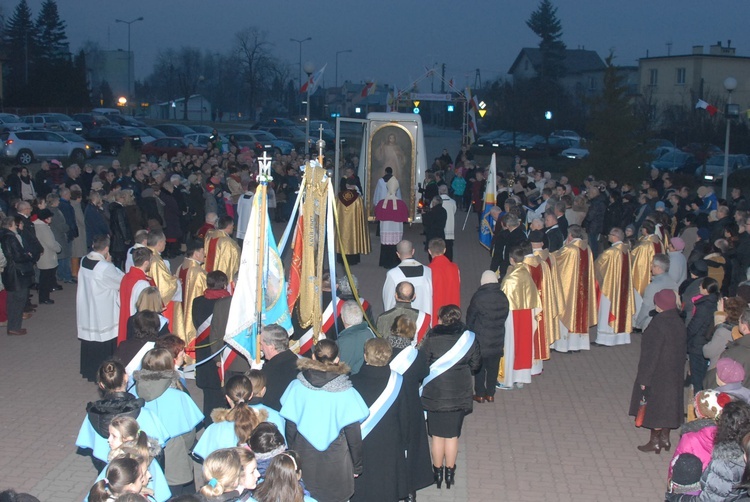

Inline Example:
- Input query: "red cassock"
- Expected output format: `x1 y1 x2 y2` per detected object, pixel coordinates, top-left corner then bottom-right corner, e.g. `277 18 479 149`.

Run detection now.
428 255 460 326
117 268 154 345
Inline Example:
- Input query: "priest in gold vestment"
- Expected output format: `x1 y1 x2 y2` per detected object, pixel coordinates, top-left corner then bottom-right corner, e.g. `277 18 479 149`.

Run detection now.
497 246 541 389
630 220 664 297
146 230 184 340
204 215 240 284
335 186 370 265
521 236 560 375
552 225 597 353
594 228 635 346
177 241 207 360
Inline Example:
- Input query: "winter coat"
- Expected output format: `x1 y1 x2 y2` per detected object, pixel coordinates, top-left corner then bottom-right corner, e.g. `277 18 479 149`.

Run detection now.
70 200 88 258
261 349 300 412
629 308 686 429
704 323 736 370
465 282 510 357
18 214 42 261
109 201 132 254
666 441 747 501
670 419 717 477
49 206 70 260
350 364 409 502
583 194 607 235
420 321 481 413
687 294 720 356
84 204 110 250
86 391 147 439
422 205 447 246
33 219 61 270
0 227 34 291
704 335 750 390
159 190 183 240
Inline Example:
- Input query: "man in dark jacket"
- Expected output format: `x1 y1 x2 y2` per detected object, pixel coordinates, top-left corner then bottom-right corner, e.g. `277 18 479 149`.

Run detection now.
261 323 300 411
544 212 565 252
0 217 35 335
582 186 607 258
109 191 133 271
490 213 527 275
466 270 509 402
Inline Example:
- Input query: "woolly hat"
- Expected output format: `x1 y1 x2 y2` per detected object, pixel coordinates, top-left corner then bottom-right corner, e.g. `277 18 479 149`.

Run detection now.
717 358 745 384
480 270 498 285
690 260 709 277
670 237 685 251
528 230 545 244
694 390 732 420
670 453 703 492
654 289 677 311
655 201 666 210
697 228 711 241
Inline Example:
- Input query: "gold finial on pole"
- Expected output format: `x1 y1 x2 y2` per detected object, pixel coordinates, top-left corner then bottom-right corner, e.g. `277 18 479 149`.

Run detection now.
316 124 326 166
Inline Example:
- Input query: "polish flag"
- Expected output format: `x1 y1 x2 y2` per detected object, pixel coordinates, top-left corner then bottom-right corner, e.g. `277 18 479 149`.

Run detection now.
696 99 718 116
361 81 377 97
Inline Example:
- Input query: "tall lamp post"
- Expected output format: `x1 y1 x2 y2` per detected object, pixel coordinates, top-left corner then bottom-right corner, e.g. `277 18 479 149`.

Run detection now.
115 16 144 102
722 77 738 199
335 49 352 88
303 61 315 156
290 37 312 116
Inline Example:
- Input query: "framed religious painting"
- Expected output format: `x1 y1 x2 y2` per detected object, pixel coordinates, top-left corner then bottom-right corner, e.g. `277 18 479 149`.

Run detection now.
366 121 416 221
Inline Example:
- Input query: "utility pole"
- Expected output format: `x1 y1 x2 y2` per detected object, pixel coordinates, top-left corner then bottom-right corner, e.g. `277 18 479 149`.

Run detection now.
474 68 482 89
440 63 446 93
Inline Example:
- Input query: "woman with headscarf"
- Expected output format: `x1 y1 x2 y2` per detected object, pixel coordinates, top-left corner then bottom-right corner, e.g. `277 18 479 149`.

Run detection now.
374 177 408 269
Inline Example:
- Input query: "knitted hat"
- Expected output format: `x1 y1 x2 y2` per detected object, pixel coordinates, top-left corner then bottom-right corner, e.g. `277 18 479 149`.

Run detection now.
655 201 666 210
670 453 703 492
480 270 498 285
694 390 732 420
697 228 711 241
528 230 545 243
690 260 708 277
670 237 685 251
717 358 745 384
654 289 677 311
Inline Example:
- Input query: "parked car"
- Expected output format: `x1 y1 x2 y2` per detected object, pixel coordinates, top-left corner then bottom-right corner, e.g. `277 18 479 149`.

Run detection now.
108 114 147 128
72 113 112 133
257 126 310 152
0 115 31 133
471 130 513 156
141 137 205 160
681 143 723 158
252 117 297 128
152 123 196 138
650 151 700 172
84 126 143 156
121 126 156 144
560 147 590 159
23 113 84 133
58 132 102 156
698 154 750 183
305 120 336 144
92 107 122 117
188 125 216 134
1 130 93 165
184 133 228 148
550 129 581 142
141 127 167 140
227 130 294 155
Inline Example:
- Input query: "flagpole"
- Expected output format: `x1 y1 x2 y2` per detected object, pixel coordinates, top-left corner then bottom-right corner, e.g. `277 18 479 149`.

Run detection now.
255 152 272 363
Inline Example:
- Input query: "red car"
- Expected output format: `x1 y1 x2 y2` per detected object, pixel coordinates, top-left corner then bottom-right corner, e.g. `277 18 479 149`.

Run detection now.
141 137 204 159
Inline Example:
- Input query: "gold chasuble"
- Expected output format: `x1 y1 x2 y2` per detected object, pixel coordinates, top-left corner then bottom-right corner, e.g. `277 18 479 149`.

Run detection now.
594 242 635 346
178 258 207 360
522 255 560 364
147 247 185 341
204 230 240 282
498 263 541 387
335 189 371 256
553 239 597 352
630 234 664 296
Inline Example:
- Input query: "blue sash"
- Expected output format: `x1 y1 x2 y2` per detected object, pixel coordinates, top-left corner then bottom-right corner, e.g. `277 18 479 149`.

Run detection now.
142 387 204 438
419 330 475 396
389 346 418 375
192 420 237 460
360 371 403 439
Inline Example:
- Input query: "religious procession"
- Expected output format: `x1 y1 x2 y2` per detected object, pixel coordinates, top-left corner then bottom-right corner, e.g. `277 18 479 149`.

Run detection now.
1 114 748 501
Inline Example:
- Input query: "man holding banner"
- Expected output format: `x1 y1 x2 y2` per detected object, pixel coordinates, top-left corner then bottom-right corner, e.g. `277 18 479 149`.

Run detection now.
479 154 498 250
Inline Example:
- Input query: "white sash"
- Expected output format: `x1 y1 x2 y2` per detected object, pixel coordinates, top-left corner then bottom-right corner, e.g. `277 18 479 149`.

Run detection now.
390 345 418 375
125 341 155 392
419 330 475 396
360 370 403 439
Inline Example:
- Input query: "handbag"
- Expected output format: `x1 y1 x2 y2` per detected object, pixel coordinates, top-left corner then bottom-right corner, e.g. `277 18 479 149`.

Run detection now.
635 395 647 427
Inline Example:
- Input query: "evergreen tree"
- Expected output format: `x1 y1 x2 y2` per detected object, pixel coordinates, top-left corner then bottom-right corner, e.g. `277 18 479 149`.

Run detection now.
579 53 647 181
4 0 37 101
35 0 69 61
526 0 567 80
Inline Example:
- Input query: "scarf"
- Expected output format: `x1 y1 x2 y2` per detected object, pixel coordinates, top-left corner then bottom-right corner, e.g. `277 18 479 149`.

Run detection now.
204 289 231 300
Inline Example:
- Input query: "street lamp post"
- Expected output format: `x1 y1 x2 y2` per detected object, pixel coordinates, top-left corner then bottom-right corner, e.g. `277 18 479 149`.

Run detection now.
303 61 315 156
722 76 738 199
335 49 352 88
290 37 312 116
115 16 144 103
198 75 205 124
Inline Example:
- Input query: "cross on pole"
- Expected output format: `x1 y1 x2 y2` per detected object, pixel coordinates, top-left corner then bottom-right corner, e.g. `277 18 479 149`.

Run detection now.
259 151 272 178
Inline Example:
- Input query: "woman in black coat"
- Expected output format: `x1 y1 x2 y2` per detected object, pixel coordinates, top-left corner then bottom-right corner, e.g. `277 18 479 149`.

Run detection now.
386 315 436 498
419 304 481 489
422 196 447 256
466 270 509 402
687 277 720 392
629 289 687 454
0 218 35 335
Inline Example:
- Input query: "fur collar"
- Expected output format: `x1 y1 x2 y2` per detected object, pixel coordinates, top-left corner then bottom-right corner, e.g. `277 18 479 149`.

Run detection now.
387 335 412 350
681 418 715 435
210 406 268 424
133 368 181 383
296 357 350 375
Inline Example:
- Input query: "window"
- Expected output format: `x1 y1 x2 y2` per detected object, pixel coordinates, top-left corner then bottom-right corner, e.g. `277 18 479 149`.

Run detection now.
676 67 686 85
588 77 596 91
649 69 658 86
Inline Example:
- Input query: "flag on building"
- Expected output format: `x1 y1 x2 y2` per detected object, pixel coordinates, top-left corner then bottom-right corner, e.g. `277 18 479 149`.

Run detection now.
300 64 327 95
466 87 478 144
479 153 497 249
696 99 718 116
361 81 377 97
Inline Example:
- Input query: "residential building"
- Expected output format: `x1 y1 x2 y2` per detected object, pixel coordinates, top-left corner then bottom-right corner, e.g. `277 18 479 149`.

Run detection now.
507 48 607 99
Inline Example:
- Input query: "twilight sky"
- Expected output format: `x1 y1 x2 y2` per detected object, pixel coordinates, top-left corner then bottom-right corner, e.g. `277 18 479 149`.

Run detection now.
14 0 750 90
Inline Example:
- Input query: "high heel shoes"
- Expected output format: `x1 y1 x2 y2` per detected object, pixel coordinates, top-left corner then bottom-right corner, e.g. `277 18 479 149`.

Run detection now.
445 465 456 489
433 465 444 489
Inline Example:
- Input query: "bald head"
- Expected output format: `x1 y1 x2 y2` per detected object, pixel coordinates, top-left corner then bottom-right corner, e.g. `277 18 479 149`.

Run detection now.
396 240 414 260
395 281 416 303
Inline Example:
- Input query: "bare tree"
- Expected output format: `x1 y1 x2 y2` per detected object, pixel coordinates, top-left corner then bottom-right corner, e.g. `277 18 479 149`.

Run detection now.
148 47 203 120
234 27 277 115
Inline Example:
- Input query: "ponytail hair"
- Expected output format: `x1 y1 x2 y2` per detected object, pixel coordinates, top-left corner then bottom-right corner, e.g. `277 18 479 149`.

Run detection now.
224 375 265 444
199 448 242 498
108 415 161 462
97 359 127 393
88 456 141 502
253 452 304 502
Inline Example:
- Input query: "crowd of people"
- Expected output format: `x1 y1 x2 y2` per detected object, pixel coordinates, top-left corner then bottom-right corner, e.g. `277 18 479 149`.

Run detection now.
6 135 750 501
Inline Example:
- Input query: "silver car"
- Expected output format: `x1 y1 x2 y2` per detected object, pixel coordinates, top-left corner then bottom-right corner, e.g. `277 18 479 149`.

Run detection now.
23 113 84 133
1 130 93 165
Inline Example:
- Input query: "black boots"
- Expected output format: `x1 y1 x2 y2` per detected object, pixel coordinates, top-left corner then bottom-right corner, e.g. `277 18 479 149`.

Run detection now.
433 465 444 489
637 428 662 454
445 466 456 489
660 428 672 451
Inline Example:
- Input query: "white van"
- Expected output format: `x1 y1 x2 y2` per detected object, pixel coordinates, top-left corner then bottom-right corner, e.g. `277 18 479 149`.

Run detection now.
92 108 122 116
